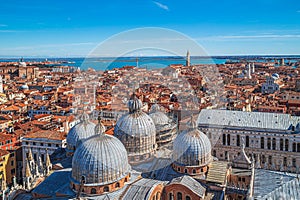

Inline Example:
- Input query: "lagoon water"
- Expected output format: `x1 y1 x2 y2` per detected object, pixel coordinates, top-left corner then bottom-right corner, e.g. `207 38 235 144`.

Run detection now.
0 57 227 71
1 56 299 71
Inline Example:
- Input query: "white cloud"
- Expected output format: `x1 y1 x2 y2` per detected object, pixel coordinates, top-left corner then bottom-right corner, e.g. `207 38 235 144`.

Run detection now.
198 34 300 41
153 1 169 11
218 34 300 39
3 42 96 51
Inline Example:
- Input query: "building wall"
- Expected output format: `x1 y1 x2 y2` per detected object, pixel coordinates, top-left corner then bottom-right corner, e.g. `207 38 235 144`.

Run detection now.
148 184 164 200
21 138 65 176
6 151 16 185
0 152 9 189
163 184 202 200
199 126 300 173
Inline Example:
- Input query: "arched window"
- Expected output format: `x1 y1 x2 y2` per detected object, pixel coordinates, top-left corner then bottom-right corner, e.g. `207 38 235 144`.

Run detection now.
261 155 265 163
261 137 264 149
169 193 173 200
177 167 181 172
285 139 289 151
91 188 96 194
177 192 182 200
227 134 230 146
293 143 296 152
267 138 271 149
223 134 226 145
103 186 109 192
280 139 284 151
156 192 161 200
115 182 120 188
246 136 249 147
184 169 188 174
213 150 216 157
186 196 191 200
272 138 276 150
269 155 272 164
237 135 240 146
283 157 287 166
124 177 128 182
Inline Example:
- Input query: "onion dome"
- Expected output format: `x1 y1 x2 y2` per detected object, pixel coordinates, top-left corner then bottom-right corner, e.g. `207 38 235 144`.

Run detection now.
66 113 96 155
172 116 212 167
71 122 130 194
114 93 156 164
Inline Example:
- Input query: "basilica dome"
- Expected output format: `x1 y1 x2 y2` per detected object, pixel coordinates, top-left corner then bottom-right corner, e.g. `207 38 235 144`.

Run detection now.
149 103 170 125
71 122 130 195
172 117 212 174
66 113 96 155
149 103 177 148
114 93 156 164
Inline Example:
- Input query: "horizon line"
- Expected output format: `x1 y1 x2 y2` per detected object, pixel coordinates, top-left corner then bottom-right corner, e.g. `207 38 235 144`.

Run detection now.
1 54 300 59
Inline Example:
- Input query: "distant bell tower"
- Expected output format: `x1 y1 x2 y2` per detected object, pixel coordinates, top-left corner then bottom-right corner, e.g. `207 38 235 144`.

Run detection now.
186 50 190 66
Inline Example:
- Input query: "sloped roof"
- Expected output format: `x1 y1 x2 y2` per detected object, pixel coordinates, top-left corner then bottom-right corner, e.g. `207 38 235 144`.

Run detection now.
170 175 206 198
198 109 300 131
253 169 299 199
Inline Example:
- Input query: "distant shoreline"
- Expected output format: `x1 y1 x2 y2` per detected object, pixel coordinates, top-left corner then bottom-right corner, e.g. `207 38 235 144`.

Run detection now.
1 55 300 60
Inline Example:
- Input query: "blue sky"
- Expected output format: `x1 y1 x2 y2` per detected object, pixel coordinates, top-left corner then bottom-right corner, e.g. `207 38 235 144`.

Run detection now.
0 0 300 57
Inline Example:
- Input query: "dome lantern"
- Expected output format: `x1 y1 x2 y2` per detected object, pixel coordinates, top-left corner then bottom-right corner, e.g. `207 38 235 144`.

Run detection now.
128 93 142 113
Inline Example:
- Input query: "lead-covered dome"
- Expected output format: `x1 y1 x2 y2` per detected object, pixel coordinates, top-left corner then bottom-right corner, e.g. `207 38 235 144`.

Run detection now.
149 103 170 125
149 103 177 148
71 123 130 195
66 113 96 155
172 117 212 167
114 93 156 164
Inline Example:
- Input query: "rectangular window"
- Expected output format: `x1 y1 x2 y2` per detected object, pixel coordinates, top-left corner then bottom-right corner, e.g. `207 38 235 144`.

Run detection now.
267 138 271 150
261 137 264 149
11 160 14 166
